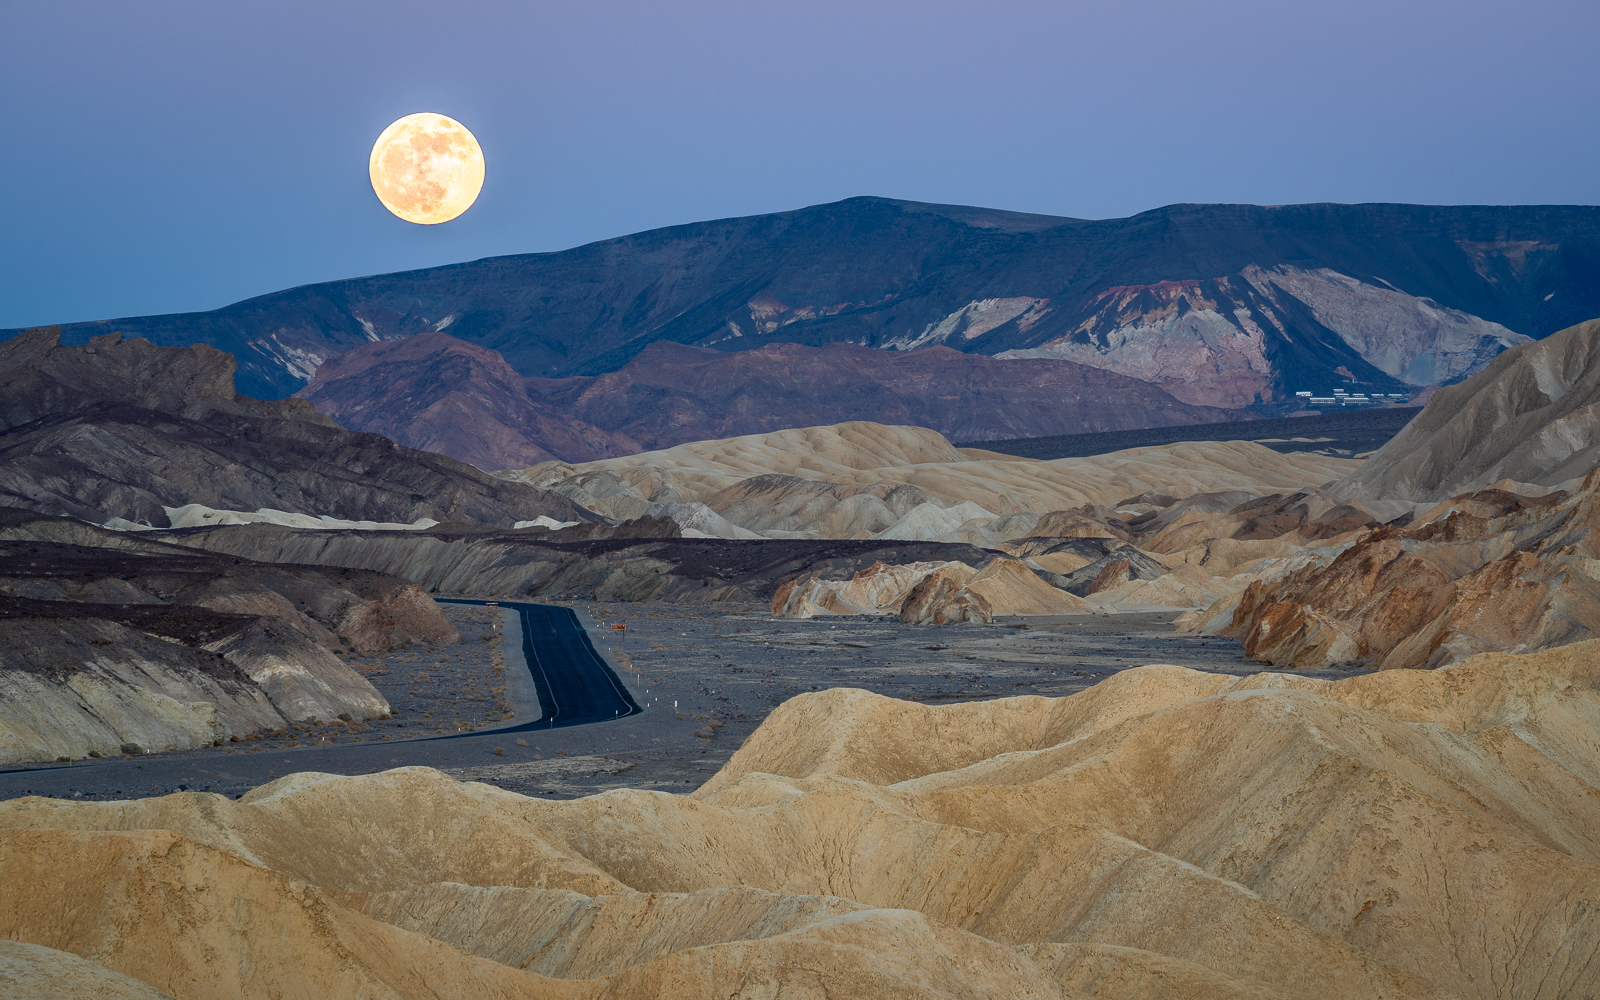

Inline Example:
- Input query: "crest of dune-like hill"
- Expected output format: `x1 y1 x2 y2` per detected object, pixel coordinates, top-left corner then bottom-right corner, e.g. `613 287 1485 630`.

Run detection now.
3 641 1598 998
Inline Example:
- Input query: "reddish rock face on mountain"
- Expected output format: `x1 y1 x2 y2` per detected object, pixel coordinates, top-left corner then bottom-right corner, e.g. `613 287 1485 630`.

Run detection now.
298 332 1245 470
295 332 637 471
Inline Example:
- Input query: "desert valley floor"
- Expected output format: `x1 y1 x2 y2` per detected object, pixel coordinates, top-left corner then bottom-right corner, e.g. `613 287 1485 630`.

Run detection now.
0 602 1319 802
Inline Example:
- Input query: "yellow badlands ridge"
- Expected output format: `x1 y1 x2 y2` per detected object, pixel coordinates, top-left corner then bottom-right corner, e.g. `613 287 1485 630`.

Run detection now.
3 642 1599 998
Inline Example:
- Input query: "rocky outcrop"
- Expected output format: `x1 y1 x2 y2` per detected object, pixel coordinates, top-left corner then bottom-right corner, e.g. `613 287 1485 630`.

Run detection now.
17 198 1593 404
4 642 1599 998
201 618 390 724
0 604 286 764
1338 317 1600 503
1219 473 1600 669
0 590 396 761
771 560 983 619
897 566 993 624
0 327 589 526
299 333 1244 469
772 555 1095 622
333 583 460 652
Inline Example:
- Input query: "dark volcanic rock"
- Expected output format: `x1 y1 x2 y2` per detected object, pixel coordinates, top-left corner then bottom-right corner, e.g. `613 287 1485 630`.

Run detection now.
0 595 262 658
297 332 1243 469
11 198 1596 405
0 509 462 654
166 520 1000 605
0 327 590 526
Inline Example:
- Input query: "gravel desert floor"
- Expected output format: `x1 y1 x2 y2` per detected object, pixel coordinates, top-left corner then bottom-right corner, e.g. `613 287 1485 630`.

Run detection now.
0 601 1366 802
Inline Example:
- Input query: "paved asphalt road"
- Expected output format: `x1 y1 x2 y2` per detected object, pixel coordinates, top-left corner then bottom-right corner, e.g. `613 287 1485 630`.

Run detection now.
0 599 642 799
433 599 640 732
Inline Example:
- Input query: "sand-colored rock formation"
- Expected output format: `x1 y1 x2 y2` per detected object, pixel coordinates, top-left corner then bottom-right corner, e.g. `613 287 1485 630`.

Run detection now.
505 421 1359 539
1339 316 1600 503
4 642 1597 997
200 618 391 724
1209 470 1600 670
505 422 1356 518
0 939 176 999
773 555 1096 623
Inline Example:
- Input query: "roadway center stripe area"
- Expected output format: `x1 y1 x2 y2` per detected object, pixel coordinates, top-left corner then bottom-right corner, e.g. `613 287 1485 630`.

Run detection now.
437 600 641 734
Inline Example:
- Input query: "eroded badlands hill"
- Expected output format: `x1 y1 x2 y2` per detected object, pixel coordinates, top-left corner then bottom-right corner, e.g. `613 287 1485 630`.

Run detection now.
0 509 464 763
507 421 1359 530
2 642 1596 998
1340 317 1600 502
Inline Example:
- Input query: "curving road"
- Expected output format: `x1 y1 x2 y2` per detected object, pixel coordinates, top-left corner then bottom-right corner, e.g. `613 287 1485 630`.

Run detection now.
0 599 644 798
435 599 641 734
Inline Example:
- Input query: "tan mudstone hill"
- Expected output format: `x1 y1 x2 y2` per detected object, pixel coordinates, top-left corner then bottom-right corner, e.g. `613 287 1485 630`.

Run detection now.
1338 316 1600 503
5 640 1599 998
504 421 1358 533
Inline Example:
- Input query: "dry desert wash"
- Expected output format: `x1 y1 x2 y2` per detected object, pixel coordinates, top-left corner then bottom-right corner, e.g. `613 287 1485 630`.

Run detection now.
3 641 1599 999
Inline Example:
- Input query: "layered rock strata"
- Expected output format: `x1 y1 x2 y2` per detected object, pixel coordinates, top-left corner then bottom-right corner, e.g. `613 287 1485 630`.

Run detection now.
1212 472 1600 669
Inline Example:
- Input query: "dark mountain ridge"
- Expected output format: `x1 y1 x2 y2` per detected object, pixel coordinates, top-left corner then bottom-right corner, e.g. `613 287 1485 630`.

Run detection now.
0 327 590 526
10 198 1596 406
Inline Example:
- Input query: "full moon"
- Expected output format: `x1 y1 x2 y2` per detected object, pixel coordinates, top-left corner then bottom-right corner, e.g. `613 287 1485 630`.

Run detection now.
368 113 484 225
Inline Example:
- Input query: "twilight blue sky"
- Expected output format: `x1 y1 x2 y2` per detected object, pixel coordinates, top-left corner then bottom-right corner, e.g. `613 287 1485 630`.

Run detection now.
3 0 1597 329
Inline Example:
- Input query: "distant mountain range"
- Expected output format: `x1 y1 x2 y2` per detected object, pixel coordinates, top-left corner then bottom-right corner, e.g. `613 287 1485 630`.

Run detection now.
9 198 1597 410
295 332 1241 470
